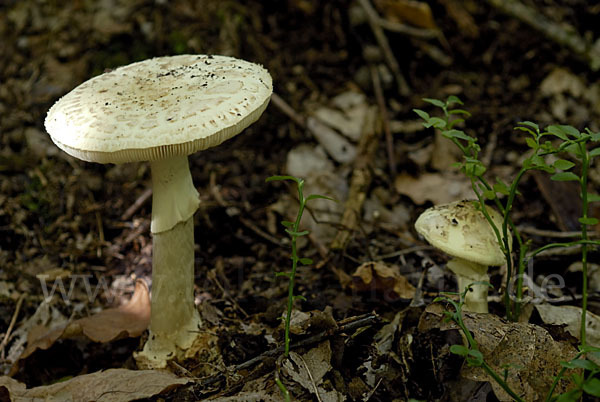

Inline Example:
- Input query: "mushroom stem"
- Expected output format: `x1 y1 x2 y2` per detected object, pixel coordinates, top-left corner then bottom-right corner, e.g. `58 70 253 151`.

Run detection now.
446 258 490 313
138 156 202 367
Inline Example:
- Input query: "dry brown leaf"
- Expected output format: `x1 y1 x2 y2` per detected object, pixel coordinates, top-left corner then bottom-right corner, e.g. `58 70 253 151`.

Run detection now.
0 368 188 402
283 341 344 402
394 172 474 205
419 303 578 401
351 261 415 300
374 0 437 30
20 280 150 359
535 304 600 348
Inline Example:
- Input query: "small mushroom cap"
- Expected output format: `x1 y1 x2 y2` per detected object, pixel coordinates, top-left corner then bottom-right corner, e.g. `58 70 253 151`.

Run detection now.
415 200 511 266
45 55 272 164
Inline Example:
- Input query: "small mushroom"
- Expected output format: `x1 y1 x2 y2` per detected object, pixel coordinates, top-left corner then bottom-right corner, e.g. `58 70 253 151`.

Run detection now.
45 55 272 367
414 200 511 313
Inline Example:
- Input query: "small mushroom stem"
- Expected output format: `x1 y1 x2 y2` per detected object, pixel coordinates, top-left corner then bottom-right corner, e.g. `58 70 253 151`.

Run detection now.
446 258 490 313
138 155 202 367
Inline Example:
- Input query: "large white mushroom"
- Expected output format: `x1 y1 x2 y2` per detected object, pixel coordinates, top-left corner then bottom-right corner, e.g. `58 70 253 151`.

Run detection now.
415 200 512 313
45 55 272 367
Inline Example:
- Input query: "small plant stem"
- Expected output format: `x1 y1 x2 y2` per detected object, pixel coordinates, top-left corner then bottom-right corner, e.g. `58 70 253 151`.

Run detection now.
481 361 526 402
545 350 586 401
450 297 525 402
579 145 590 347
284 182 306 357
529 239 600 258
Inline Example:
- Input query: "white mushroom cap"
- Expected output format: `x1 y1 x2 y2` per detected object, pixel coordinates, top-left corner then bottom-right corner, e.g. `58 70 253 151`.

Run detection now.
414 200 510 266
44 54 273 164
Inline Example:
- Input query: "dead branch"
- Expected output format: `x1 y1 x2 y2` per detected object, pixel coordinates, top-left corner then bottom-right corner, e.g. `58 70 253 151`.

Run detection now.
197 313 380 389
357 0 410 95
330 106 381 251
486 0 600 71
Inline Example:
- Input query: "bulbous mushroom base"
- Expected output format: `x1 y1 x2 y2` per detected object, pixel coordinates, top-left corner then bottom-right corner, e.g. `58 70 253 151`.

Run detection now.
135 311 203 369
134 217 203 369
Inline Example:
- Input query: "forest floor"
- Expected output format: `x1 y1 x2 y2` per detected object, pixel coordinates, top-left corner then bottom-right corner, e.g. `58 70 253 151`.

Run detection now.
1 0 600 401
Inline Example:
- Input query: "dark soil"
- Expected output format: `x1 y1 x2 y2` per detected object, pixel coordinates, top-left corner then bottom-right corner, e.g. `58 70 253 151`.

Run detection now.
1 0 599 401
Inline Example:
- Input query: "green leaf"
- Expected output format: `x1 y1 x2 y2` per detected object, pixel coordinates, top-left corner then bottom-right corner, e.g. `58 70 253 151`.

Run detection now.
588 193 600 202
306 194 337 203
525 137 538 149
589 130 600 141
493 179 510 196
559 124 581 138
553 159 576 170
464 162 486 177
446 95 464 106
285 229 310 237
556 390 583 402
448 118 465 129
551 172 580 181
423 98 445 108
562 358 598 371
428 117 447 129
466 349 484 366
443 129 474 141
518 121 539 132
294 295 307 302
590 147 600 157
281 220 294 228
413 109 430 121
299 257 313 265
514 126 536 137
579 217 599 226
483 189 496 200
448 109 471 116
547 125 579 140
449 344 469 357
562 142 580 154
266 175 302 184
583 377 600 397
275 272 291 278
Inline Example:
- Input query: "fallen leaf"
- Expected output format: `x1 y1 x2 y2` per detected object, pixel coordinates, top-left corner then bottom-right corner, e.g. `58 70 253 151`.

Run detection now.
307 117 357 164
282 341 343 402
535 304 600 348
351 261 415 300
419 303 578 401
20 279 150 359
374 0 438 30
540 68 585 98
394 172 474 205
284 341 332 388
0 368 188 402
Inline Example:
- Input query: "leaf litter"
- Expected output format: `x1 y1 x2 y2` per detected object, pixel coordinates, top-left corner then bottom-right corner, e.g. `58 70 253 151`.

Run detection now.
1 0 599 400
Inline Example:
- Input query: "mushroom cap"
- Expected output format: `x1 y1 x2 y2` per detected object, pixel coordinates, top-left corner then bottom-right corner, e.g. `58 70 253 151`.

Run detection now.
414 200 511 266
45 55 272 164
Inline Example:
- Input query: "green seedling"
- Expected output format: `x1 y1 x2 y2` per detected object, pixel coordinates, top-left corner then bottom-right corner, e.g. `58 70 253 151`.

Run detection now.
266 175 335 400
415 96 600 401
435 289 526 402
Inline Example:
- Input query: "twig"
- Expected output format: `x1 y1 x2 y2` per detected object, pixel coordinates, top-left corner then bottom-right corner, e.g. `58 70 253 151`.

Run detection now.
0 293 26 360
376 17 438 39
357 0 410 95
331 106 381 250
369 64 396 178
270 93 307 128
295 352 323 402
518 226 599 239
208 260 249 319
486 0 600 71
198 313 380 388
375 245 434 260
239 216 285 246
121 188 152 221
